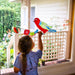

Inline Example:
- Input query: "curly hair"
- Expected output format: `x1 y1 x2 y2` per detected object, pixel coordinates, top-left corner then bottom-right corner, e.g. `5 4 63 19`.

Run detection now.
18 36 33 75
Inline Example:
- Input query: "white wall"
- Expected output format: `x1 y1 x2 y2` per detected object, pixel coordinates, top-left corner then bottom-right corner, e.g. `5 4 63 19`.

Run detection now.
31 0 69 31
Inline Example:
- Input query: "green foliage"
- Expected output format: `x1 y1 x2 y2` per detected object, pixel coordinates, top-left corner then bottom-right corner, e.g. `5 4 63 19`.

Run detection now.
0 0 21 68
9 48 14 68
0 42 7 69
10 48 14 59
0 0 21 42
0 41 14 69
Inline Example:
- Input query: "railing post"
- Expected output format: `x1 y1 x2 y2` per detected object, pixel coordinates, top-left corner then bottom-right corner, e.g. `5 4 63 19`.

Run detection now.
7 36 13 68
13 33 19 61
7 47 10 68
65 0 73 59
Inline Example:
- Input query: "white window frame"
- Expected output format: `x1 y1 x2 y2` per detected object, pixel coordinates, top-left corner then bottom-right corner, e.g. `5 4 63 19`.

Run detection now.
1 0 75 75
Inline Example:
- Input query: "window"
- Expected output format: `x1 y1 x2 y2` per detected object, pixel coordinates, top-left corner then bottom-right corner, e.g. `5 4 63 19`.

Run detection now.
1 0 75 75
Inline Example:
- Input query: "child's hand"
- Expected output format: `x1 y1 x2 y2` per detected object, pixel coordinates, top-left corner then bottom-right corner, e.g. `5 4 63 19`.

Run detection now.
38 31 43 51
38 31 42 38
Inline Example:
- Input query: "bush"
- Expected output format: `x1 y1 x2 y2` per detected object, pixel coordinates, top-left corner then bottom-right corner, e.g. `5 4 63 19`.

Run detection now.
0 42 7 69
0 41 14 69
0 0 21 42
0 7 20 42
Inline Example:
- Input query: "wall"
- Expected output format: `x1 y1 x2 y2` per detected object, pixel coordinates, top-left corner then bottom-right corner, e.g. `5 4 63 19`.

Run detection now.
31 0 69 31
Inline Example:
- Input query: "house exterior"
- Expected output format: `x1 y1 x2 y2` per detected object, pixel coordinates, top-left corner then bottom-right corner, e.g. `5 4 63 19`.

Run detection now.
5 0 75 75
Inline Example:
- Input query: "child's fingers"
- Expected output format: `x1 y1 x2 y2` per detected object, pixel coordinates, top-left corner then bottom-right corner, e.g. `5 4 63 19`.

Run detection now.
38 31 43 37
38 31 43 34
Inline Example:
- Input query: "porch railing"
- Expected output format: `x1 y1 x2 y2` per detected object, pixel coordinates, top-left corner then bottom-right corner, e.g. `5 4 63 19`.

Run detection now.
7 31 69 67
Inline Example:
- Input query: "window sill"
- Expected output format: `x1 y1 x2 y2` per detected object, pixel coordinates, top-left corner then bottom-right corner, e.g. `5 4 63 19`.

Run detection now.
38 61 75 75
1 68 14 75
1 59 75 75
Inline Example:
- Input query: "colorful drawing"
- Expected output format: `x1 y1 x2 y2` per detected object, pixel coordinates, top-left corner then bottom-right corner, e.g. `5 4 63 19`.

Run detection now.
13 18 56 36
34 18 56 33
13 27 18 33
30 32 35 36
24 29 30 35
48 28 56 32
34 29 38 34
13 27 39 36
34 18 48 33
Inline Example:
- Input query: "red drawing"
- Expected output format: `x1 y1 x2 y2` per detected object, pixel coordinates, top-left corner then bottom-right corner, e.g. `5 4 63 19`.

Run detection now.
34 18 48 33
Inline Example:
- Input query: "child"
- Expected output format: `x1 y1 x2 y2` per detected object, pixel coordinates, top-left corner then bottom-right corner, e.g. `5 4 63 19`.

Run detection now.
14 32 43 75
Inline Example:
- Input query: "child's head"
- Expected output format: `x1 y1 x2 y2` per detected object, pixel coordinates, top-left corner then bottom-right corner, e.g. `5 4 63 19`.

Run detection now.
18 35 34 54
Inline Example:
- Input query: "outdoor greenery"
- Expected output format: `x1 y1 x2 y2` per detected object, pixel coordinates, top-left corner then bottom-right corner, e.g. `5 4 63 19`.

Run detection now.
0 42 7 68
0 0 21 69
0 41 14 69
0 0 21 42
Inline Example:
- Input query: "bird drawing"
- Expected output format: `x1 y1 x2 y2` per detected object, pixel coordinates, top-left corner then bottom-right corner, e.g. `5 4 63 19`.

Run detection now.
34 18 56 33
34 18 48 33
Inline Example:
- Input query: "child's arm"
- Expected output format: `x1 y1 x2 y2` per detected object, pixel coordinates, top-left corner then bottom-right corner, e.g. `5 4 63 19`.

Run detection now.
38 31 43 51
14 67 20 73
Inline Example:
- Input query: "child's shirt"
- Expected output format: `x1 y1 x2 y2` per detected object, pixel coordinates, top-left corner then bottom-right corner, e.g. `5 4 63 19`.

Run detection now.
14 50 42 75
